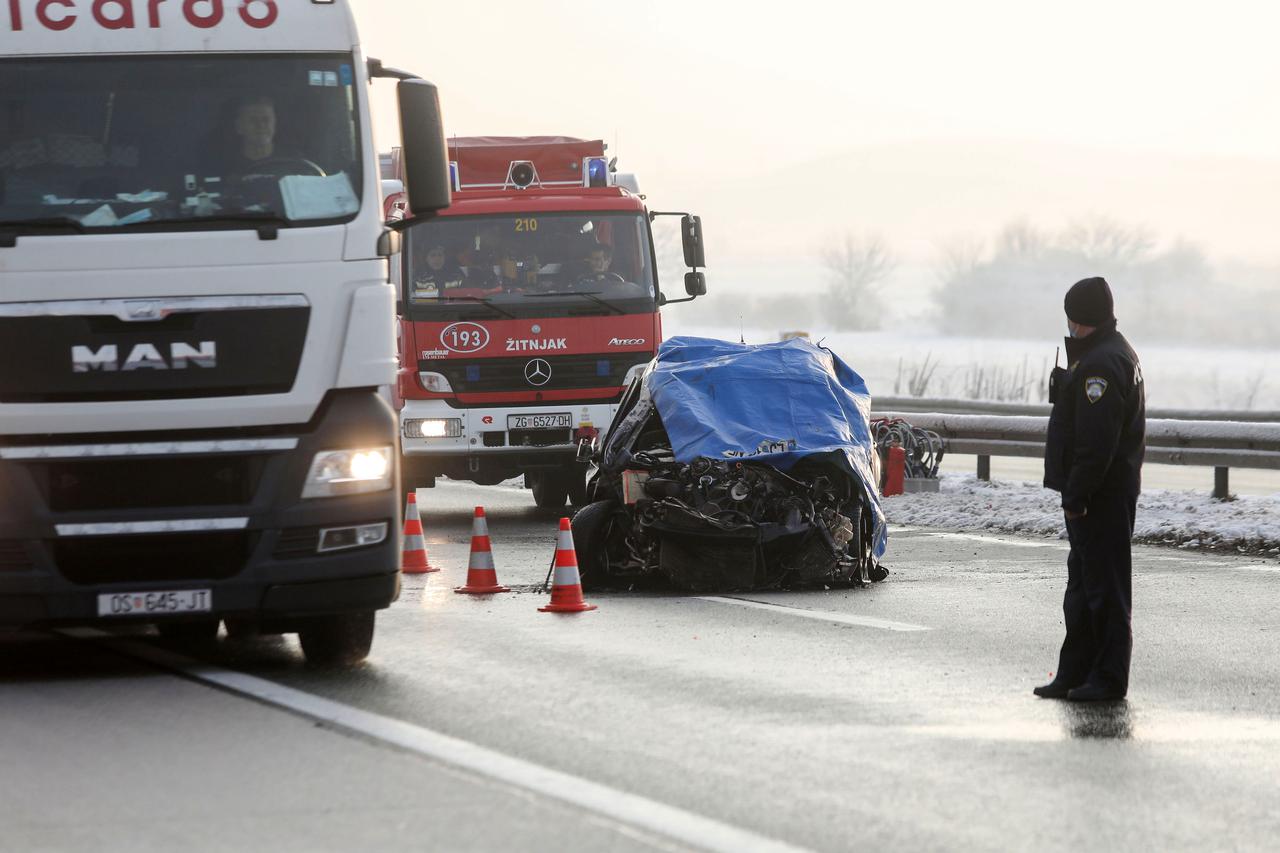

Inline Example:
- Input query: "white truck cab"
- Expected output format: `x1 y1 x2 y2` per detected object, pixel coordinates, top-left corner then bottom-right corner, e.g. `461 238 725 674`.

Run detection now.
0 0 451 663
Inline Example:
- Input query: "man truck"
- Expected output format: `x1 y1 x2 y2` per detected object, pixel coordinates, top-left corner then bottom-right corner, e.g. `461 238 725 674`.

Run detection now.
0 0 452 664
391 136 708 507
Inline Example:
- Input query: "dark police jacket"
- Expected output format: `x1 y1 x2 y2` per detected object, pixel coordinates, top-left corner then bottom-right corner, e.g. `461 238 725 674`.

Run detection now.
1044 321 1146 514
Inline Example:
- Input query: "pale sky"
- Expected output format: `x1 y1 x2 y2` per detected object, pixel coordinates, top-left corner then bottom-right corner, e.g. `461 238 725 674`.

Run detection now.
354 0 1280 289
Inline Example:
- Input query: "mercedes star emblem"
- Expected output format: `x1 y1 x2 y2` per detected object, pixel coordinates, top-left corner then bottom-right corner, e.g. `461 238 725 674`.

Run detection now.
524 358 552 387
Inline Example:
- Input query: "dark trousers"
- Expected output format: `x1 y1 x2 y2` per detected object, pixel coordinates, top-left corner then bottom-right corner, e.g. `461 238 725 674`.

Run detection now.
1055 489 1136 693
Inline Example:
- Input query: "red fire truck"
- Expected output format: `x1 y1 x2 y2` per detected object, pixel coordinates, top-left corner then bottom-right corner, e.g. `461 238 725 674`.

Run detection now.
390 137 707 508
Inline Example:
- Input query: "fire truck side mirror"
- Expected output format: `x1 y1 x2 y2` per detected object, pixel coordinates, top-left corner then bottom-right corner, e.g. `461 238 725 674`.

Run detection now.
684 271 707 297
681 215 706 269
397 80 452 217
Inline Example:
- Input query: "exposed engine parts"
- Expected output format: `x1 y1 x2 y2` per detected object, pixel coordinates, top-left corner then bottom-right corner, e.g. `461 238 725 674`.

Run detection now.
578 413 882 592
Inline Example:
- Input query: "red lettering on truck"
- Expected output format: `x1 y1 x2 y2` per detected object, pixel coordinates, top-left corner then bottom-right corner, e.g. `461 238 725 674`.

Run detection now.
182 0 221 28
36 0 76 30
238 0 275 28
92 0 134 28
6 0 280 31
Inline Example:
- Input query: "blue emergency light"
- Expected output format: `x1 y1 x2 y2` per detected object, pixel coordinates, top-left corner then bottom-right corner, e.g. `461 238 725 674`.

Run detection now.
585 157 609 188
448 161 460 192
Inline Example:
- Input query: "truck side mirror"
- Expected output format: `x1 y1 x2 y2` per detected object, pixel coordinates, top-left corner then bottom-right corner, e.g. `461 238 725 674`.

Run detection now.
685 272 707 297
681 215 706 269
397 80 452 217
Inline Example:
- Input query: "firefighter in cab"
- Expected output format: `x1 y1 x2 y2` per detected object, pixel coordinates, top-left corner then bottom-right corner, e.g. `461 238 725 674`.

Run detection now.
413 243 465 300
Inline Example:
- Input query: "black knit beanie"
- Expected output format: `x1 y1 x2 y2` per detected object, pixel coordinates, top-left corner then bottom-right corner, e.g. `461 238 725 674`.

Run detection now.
1064 276 1115 326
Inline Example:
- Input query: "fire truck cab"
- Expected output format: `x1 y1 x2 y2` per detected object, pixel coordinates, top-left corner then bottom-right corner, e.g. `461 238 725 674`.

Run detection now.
392 136 707 507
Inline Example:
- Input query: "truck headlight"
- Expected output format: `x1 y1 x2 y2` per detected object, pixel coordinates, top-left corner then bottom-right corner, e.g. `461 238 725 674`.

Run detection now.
302 447 393 499
404 418 463 439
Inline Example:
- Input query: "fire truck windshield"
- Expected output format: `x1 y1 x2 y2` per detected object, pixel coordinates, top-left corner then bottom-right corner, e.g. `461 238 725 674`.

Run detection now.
0 55 363 234
402 212 658 320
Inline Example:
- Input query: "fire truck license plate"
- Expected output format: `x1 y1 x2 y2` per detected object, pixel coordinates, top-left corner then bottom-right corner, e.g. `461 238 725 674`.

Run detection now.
97 590 212 617
507 413 572 430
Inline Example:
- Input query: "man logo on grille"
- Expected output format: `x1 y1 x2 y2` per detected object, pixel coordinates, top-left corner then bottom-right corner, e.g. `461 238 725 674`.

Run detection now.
524 359 552 387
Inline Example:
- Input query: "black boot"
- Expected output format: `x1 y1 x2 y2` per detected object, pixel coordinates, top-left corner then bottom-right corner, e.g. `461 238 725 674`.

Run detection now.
1067 683 1126 702
1033 681 1073 699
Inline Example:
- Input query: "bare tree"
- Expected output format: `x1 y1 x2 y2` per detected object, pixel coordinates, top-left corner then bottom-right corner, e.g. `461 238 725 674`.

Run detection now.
1062 215 1155 266
933 235 985 283
821 233 895 330
996 219 1049 260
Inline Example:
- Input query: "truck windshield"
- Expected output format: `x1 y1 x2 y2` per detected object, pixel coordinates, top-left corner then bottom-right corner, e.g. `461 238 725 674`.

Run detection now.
0 54 363 233
402 213 658 320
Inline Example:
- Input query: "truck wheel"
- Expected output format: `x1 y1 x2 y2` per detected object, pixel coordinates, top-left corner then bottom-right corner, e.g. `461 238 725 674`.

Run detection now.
530 471 569 509
572 500 620 589
156 620 220 643
567 469 590 507
298 611 376 666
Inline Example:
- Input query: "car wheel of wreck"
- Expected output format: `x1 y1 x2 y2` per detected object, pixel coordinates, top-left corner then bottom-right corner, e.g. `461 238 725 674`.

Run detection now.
572 500 622 589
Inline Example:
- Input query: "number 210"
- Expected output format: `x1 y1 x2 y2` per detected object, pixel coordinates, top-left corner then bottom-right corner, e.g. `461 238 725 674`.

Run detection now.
514 218 539 232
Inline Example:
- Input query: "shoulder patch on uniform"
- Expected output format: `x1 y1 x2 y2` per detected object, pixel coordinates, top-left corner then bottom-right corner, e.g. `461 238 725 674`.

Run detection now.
1085 376 1108 403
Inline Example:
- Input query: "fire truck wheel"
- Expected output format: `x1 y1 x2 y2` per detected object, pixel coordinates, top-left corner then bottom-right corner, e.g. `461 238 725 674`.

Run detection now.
530 471 569 509
299 611 376 667
401 455 436 490
567 469 590 506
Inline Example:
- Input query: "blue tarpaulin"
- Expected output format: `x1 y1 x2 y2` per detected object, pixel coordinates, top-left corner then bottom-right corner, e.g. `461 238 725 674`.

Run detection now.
648 336 888 558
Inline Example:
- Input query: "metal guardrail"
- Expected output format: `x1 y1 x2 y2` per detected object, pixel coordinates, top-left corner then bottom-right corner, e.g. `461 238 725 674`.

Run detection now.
869 408 1280 499
874 396 1280 424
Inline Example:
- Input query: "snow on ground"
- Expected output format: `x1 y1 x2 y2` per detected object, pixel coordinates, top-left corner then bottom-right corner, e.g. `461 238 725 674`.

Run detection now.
885 474 1280 557
664 324 1280 412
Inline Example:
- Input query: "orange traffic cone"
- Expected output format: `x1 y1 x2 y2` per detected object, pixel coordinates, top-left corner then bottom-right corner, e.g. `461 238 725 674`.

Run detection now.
539 518 597 613
455 507 510 595
401 491 437 574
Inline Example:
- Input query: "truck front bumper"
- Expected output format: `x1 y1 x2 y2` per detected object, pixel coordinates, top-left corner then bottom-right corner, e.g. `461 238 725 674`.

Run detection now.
0 390 401 630
400 399 620 459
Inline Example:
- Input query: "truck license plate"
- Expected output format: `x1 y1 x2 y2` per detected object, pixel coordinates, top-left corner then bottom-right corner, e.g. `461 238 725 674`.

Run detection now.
507 413 572 430
97 590 212 618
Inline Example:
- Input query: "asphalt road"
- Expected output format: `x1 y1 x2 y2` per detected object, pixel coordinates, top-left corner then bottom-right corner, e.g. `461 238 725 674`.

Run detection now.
4 479 1280 852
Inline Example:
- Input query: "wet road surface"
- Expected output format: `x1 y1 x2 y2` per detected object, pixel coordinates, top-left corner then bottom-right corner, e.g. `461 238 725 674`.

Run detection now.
4 479 1279 851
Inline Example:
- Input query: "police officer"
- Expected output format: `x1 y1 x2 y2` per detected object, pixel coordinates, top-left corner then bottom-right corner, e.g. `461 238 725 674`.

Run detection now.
1036 276 1146 702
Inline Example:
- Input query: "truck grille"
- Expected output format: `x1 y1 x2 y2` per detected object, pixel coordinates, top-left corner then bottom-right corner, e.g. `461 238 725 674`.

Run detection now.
53 532 254 585
0 300 309 403
35 456 264 512
424 355 646 395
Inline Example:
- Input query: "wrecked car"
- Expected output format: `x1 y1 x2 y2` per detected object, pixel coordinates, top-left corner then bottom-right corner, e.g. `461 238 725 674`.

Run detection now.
573 336 889 591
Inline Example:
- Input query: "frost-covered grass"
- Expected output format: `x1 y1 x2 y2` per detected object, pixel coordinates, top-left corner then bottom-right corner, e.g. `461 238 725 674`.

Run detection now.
886 474 1280 557
665 324 1280 412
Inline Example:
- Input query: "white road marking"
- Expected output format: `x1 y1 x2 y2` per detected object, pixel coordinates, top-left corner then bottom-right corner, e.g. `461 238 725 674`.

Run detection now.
897 526 1280 572
63 629 810 853
698 596 930 632
894 527 1066 550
